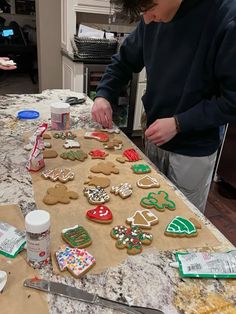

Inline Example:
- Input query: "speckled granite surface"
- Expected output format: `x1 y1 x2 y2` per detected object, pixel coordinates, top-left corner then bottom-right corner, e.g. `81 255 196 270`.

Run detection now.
0 89 235 314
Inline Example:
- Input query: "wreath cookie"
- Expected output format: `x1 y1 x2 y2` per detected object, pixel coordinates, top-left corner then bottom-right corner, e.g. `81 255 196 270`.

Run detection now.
62 225 92 248
140 190 176 212
110 225 153 255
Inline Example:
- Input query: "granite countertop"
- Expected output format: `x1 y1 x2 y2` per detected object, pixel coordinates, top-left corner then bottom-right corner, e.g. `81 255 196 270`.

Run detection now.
0 89 235 314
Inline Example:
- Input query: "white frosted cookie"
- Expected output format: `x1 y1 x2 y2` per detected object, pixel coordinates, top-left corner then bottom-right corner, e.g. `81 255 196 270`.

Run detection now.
126 209 159 229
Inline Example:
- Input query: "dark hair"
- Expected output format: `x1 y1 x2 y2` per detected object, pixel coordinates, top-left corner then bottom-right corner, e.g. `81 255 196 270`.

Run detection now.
110 0 155 22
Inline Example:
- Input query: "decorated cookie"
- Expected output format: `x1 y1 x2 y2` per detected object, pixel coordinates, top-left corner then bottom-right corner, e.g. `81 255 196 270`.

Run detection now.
90 161 119 175
116 156 126 164
165 216 200 237
140 190 176 212
99 128 120 134
62 225 92 248
86 205 113 223
43 183 79 205
126 209 159 229
63 139 80 149
43 149 58 158
132 164 151 174
56 245 95 278
53 131 77 140
111 183 132 199
110 225 153 255
103 138 123 150
137 175 160 189
42 133 51 139
44 142 52 148
89 149 108 159
123 148 141 162
84 131 109 142
42 168 75 183
60 149 88 161
84 175 110 188
83 186 110 204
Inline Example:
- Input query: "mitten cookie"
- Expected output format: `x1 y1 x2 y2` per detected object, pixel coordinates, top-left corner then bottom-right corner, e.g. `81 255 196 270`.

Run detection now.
61 225 92 248
140 190 176 212
137 175 160 189
89 149 108 159
43 183 78 205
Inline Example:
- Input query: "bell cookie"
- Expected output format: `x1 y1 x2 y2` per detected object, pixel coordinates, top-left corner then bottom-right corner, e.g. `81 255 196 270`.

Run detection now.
61 225 92 248
43 183 78 205
137 175 160 189
111 183 132 199
53 131 77 140
89 149 108 159
56 245 95 278
42 168 75 183
123 148 141 162
90 161 119 175
86 205 113 223
110 225 153 255
84 175 110 188
165 216 199 237
103 138 123 150
63 139 80 149
140 190 176 212
43 150 58 158
84 131 109 142
126 209 159 229
60 149 88 161
132 164 151 174
83 186 110 204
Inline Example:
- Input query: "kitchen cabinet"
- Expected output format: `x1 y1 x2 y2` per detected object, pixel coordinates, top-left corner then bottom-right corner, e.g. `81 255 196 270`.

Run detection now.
133 68 147 132
62 55 84 92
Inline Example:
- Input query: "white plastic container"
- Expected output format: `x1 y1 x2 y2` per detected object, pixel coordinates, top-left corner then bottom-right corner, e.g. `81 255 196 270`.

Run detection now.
25 210 50 269
50 102 70 130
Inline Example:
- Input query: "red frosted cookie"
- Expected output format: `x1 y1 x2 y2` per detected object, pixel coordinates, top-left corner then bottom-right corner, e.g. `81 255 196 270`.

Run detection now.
84 131 109 142
86 205 113 223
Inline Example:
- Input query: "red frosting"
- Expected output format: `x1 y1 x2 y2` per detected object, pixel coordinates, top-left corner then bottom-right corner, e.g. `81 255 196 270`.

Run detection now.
123 148 141 161
91 132 109 142
89 149 107 158
86 205 112 221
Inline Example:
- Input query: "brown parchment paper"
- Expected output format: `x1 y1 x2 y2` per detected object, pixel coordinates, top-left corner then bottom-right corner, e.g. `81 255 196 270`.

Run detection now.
0 204 49 314
30 129 220 276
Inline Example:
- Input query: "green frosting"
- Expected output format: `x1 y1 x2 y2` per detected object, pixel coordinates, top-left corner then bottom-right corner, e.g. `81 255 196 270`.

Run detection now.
132 164 151 174
166 216 197 235
140 190 176 211
62 225 91 247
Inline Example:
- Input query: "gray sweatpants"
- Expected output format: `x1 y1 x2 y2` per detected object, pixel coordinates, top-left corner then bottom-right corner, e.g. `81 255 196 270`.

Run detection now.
145 140 217 213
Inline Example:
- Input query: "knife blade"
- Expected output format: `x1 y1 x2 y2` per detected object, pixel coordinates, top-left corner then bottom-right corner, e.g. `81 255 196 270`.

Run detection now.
23 278 164 314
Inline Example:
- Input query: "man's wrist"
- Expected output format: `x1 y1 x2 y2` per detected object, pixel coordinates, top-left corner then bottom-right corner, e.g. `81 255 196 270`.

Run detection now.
174 115 181 133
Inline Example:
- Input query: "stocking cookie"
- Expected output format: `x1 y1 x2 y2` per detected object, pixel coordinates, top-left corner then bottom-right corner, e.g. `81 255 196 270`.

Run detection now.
111 183 132 199
140 190 176 212
60 150 88 161
86 205 113 223
165 216 200 237
90 161 119 175
84 131 109 142
89 149 108 159
83 186 110 204
62 225 92 248
123 148 141 162
63 139 80 149
42 168 75 183
126 209 159 229
137 175 160 189
56 246 95 278
84 175 110 188
132 164 151 174
43 183 78 205
110 225 153 255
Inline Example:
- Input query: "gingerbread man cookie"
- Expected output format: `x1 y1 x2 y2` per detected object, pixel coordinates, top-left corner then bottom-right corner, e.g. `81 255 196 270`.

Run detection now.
42 168 75 183
126 209 159 229
90 161 119 175
83 186 110 204
84 131 109 142
140 190 176 212
43 183 78 205
84 175 110 188
89 149 108 159
61 225 92 248
103 138 123 150
137 175 160 189
110 225 153 255
165 216 201 237
56 246 95 278
132 164 151 174
86 205 113 223
60 150 88 161
111 183 132 199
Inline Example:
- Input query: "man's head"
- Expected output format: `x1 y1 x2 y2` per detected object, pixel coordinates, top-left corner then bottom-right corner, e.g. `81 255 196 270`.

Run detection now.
111 0 182 23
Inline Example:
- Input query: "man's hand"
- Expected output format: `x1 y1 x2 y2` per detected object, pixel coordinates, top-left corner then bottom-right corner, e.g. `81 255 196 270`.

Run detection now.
0 57 17 70
145 117 178 146
91 97 113 128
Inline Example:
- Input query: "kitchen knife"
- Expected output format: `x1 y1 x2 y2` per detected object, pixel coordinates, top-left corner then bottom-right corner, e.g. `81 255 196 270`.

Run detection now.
24 278 164 314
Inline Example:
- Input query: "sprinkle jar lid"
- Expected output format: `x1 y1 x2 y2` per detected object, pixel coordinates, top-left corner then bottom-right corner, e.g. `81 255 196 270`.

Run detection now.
25 210 50 233
17 110 40 120
50 102 70 114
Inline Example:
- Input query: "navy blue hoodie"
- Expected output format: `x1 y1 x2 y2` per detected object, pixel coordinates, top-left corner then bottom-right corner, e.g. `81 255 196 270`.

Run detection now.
96 0 236 156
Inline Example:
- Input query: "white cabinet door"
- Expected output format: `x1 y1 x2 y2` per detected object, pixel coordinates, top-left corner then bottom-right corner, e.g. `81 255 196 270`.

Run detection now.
62 56 84 92
133 82 146 131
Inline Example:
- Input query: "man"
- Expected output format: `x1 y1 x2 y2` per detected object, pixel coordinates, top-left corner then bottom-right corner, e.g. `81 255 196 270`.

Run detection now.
91 0 236 212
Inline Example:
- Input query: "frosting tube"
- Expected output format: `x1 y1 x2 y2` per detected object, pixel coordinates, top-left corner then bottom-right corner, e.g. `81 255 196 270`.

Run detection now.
26 122 48 172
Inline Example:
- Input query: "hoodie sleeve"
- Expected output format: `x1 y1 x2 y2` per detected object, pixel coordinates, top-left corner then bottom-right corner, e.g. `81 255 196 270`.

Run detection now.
176 19 236 132
95 20 145 104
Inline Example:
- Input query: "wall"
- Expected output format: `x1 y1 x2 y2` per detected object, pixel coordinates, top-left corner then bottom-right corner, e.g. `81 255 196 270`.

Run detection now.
36 0 62 92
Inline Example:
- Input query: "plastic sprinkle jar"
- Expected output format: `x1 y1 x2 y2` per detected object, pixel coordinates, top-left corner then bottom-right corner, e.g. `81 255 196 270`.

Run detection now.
25 210 50 269
50 102 70 130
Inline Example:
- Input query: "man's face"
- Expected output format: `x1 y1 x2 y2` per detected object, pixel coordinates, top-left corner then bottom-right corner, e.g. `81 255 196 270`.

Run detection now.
142 0 182 23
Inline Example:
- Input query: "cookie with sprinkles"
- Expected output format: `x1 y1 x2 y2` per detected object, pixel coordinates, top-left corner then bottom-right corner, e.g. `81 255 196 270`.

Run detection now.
55 246 96 278
110 225 153 255
61 225 92 248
